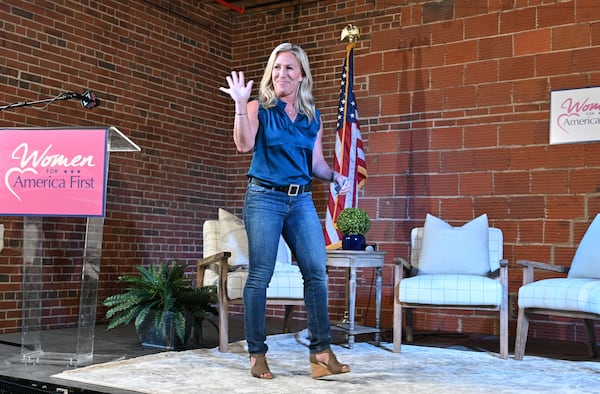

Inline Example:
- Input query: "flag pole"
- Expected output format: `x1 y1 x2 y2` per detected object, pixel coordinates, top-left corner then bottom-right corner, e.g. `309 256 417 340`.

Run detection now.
332 24 361 223
325 24 363 250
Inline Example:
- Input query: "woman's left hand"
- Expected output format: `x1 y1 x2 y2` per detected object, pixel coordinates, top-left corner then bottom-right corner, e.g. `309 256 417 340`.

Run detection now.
334 174 350 195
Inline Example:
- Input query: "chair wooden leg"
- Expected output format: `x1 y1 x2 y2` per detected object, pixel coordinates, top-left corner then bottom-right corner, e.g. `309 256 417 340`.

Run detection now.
499 265 509 359
499 312 509 359
583 319 598 358
282 305 294 333
405 309 414 342
514 308 529 360
393 300 402 353
217 293 229 352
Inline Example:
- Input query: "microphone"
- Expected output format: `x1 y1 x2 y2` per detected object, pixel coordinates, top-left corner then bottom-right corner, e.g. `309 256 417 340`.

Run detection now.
79 90 100 109
65 90 100 109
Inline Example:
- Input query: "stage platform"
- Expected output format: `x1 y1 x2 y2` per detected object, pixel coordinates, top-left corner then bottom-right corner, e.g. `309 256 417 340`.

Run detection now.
0 316 595 393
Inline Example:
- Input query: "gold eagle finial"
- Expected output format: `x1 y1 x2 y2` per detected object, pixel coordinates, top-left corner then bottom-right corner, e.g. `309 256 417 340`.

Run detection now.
341 24 360 43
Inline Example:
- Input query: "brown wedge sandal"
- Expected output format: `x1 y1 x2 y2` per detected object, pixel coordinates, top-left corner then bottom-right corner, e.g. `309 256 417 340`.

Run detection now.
309 348 350 379
250 353 273 379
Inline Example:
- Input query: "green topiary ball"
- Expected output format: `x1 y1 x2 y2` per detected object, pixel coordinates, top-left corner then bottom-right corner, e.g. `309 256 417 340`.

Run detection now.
336 207 371 235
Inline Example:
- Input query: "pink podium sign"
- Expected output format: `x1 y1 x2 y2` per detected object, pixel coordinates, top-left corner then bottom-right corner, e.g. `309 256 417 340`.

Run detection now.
0 128 108 217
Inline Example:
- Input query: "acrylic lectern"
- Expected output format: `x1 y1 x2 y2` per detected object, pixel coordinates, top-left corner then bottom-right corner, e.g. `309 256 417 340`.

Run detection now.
1 126 140 366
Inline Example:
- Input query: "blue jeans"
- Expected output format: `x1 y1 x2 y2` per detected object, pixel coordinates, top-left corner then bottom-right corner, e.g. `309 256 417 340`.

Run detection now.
243 183 331 355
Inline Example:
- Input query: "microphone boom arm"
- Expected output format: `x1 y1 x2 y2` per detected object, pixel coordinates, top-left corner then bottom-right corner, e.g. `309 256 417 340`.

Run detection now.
0 91 99 111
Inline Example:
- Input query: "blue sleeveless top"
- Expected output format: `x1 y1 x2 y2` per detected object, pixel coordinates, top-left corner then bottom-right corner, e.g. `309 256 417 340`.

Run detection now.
247 99 321 186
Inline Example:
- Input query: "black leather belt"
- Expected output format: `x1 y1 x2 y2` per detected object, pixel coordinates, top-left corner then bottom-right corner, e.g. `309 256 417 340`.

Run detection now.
249 177 312 196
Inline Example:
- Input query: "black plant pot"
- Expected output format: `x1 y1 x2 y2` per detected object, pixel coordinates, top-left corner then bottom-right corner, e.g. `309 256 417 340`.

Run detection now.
342 234 366 250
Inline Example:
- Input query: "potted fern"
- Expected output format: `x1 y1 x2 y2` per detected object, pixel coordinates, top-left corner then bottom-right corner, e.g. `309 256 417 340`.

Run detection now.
103 261 217 349
336 207 371 250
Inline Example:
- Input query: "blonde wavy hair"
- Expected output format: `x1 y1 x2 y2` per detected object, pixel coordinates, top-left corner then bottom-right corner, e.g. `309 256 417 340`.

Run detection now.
259 43 317 122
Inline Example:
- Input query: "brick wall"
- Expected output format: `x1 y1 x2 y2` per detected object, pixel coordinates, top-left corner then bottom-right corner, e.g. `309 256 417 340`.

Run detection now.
225 0 600 342
1 0 600 344
0 0 234 332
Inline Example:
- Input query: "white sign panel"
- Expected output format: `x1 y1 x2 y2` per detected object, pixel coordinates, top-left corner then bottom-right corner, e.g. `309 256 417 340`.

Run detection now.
550 87 600 144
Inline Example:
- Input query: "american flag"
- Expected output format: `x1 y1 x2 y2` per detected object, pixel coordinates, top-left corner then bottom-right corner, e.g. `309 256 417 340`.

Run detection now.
324 41 367 248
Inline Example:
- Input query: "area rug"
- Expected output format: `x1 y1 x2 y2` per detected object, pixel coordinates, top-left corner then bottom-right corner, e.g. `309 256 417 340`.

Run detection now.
52 333 600 393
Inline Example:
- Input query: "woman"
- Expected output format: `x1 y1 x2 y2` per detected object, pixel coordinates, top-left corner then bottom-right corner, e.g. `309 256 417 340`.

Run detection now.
219 42 351 379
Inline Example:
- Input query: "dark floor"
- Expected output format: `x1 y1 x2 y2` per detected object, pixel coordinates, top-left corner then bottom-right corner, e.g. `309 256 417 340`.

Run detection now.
0 316 597 394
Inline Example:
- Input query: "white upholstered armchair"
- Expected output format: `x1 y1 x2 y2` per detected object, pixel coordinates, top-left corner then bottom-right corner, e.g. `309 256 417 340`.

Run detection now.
196 209 304 352
393 214 509 359
514 214 600 360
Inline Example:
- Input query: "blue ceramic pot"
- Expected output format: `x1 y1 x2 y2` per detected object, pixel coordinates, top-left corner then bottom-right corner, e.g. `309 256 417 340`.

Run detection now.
342 234 366 250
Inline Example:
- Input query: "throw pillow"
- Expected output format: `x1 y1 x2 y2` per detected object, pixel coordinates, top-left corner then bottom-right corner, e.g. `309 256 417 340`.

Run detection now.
217 209 292 268
418 213 490 275
218 208 249 268
568 213 600 279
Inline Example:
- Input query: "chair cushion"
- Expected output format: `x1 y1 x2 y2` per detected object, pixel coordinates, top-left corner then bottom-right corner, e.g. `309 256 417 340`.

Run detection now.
202 220 220 258
266 265 305 299
518 278 600 314
205 263 304 300
203 209 302 299
399 274 502 306
568 213 600 279
217 208 291 269
418 214 490 275
218 208 250 268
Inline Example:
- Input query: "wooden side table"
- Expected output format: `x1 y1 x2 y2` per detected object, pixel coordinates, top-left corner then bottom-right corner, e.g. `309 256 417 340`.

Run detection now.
326 249 386 348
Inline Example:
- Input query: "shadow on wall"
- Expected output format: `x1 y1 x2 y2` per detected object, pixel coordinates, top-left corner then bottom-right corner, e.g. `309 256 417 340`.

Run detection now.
402 34 430 234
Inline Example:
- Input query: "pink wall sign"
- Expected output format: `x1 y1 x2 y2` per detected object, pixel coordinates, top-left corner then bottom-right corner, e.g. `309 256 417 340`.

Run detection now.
0 128 108 217
550 86 600 144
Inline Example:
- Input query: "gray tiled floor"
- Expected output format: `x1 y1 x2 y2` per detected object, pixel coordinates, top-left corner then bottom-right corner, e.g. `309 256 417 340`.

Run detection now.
0 317 245 394
0 326 171 393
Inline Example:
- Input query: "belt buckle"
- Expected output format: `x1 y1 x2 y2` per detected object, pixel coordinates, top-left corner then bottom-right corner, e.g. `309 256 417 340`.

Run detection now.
287 184 300 196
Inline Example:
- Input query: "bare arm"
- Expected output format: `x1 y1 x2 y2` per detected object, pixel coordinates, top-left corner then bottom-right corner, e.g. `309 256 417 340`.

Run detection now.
219 71 259 153
233 100 259 152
